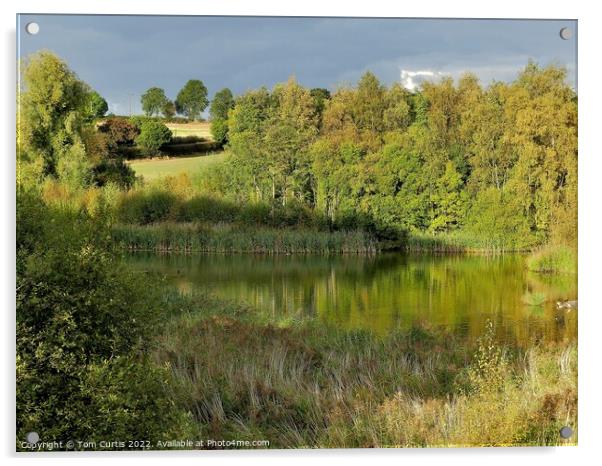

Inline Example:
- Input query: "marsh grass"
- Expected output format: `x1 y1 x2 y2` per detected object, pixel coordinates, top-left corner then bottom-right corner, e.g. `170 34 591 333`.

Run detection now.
527 245 577 274
405 231 533 253
112 223 379 254
153 291 577 448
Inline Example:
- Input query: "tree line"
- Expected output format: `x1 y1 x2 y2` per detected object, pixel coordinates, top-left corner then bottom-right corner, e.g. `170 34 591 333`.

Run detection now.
17 51 577 250
207 66 577 248
140 80 207 120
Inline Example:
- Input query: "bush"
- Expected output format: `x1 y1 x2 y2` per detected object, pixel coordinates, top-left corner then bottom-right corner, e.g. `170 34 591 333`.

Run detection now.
135 120 172 156
129 115 155 129
210 118 229 145
464 188 537 251
161 141 221 156
117 189 180 224
16 193 195 444
527 245 577 274
97 118 140 150
178 195 237 223
92 158 136 189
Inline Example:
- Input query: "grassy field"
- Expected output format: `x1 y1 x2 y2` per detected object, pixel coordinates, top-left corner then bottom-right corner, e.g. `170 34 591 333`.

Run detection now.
166 121 212 140
129 152 226 181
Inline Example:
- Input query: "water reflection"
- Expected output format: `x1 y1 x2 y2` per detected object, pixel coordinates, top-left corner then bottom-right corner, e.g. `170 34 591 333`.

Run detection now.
125 252 577 348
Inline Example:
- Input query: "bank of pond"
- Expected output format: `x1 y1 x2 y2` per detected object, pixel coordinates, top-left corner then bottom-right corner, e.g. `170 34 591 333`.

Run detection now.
125 249 577 447
125 250 577 348
112 222 576 271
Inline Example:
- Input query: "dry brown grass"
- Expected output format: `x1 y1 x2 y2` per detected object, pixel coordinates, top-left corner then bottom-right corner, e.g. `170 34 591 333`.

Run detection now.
152 303 577 448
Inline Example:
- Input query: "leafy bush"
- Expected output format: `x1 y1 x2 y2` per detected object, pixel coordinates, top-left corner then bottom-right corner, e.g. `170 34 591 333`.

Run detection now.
210 118 229 145
527 245 577 274
135 120 172 156
16 192 195 445
92 158 136 189
161 141 221 156
98 118 140 149
178 195 237 223
464 188 537 251
117 189 180 224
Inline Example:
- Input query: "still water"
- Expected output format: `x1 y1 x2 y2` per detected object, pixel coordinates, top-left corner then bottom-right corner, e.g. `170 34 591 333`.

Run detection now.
125 252 577 348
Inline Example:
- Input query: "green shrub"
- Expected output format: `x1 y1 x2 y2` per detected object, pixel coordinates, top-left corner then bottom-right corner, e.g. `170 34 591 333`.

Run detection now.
527 245 577 274
178 195 237 223
210 118 229 145
117 189 180 224
16 192 197 444
135 120 172 156
464 188 537 251
92 158 136 189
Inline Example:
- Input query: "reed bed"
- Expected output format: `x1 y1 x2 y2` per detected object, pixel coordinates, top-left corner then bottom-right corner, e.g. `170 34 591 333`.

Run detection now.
153 291 577 448
527 245 577 274
112 222 379 254
404 231 532 253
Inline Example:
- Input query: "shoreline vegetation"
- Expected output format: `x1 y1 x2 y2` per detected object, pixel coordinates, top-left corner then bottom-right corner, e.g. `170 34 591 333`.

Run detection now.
527 245 577 274
151 292 577 448
111 221 556 255
112 223 380 254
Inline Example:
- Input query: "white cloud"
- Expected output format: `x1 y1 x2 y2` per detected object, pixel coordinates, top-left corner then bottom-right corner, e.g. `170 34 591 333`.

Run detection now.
107 101 122 115
400 69 448 91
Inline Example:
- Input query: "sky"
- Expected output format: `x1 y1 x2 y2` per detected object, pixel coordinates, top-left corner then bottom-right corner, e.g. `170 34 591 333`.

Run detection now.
17 15 577 116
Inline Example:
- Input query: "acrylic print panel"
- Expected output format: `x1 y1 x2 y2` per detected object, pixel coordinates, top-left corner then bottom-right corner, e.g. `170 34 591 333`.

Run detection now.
16 14 577 451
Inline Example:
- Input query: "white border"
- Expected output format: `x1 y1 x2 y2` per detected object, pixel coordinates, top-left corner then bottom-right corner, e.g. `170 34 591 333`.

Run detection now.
2 1 601 465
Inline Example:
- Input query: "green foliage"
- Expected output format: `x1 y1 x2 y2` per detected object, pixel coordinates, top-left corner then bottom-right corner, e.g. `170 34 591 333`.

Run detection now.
527 245 577 274
18 51 90 184
84 90 108 120
461 321 509 394
210 88 234 120
76 357 196 446
209 88 235 145
464 187 536 250
116 181 330 230
162 100 176 119
175 79 208 120
118 188 179 224
140 87 169 117
135 120 172 156
19 53 577 252
310 87 331 123
113 222 378 254
92 158 136 189
16 190 195 445
210 118 229 145
216 64 576 249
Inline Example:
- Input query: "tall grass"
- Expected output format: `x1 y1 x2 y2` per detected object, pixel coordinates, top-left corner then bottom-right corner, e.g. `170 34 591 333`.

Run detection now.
406 231 534 253
153 293 577 448
527 245 577 274
112 223 379 254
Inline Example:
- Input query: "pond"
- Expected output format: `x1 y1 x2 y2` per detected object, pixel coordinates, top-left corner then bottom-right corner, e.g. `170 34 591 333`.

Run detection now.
125 252 577 348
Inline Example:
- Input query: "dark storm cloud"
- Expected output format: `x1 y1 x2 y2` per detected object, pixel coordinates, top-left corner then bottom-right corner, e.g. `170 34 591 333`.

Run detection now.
18 15 577 115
